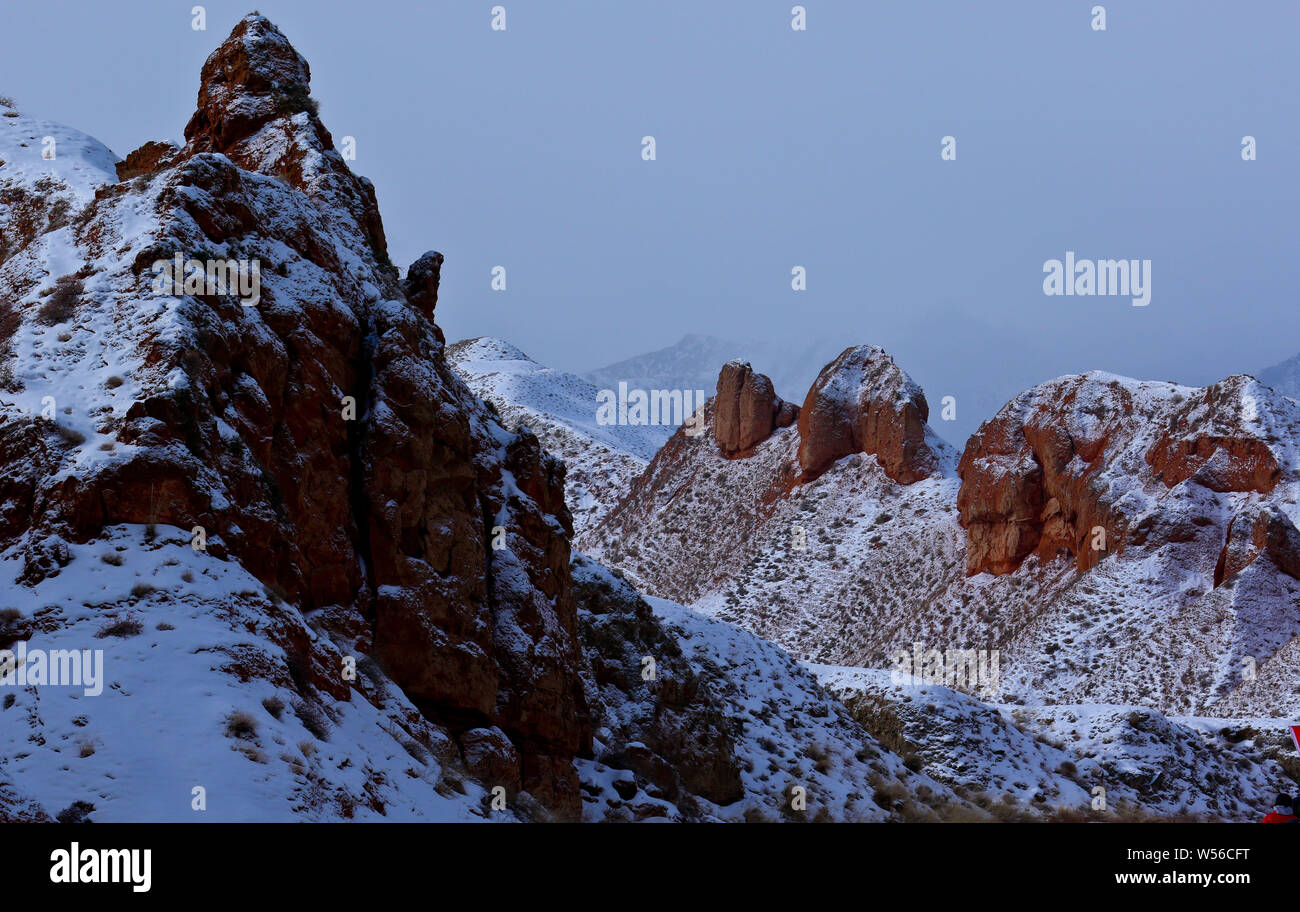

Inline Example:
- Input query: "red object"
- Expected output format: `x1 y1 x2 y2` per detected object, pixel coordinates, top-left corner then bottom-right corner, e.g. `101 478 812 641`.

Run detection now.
1262 811 1298 823
1290 725 1300 756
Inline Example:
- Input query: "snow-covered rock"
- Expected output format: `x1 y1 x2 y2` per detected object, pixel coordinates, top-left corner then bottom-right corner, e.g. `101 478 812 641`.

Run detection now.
585 354 1300 723
0 15 978 825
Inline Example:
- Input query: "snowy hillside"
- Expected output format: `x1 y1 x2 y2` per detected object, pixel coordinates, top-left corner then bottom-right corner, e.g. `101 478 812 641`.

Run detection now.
583 357 1300 723
0 524 508 822
0 104 119 272
0 105 119 200
1 521 973 822
813 665 1298 821
5 13 1297 826
0 15 992 825
571 556 983 822
448 337 670 535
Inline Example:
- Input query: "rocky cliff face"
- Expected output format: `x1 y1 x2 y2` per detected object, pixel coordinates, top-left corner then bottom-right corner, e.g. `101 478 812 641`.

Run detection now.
0 13 591 819
957 372 1299 580
0 14 966 824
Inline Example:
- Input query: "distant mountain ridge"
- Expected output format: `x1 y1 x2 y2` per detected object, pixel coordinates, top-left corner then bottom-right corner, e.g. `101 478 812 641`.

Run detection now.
460 338 1300 819
584 333 843 407
1259 352 1300 399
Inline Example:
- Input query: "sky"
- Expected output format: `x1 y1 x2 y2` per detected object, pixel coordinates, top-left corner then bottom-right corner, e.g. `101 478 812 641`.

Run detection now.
4 0 1298 442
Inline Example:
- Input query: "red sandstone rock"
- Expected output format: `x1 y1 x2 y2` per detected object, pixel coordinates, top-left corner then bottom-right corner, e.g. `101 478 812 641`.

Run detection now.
1144 377 1280 496
796 345 937 485
713 360 797 456
958 376 1133 577
1214 505 1300 587
115 141 178 181
403 250 444 320
958 373 1286 578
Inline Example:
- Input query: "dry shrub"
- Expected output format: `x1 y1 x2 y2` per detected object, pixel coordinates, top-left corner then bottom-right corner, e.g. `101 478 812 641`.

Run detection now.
37 274 81 325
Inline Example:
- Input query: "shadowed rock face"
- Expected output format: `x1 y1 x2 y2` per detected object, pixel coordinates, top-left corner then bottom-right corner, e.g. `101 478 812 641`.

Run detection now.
957 390 1108 577
796 345 938 485
712 361 797 456
573 555 745 811
403 250 444 321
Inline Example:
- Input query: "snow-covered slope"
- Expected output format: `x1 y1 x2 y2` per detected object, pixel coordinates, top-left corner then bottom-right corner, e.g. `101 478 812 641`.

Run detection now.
0 106 118 200
0 105 119 273
571 556 984 822
448 337 669 535
0 524 504 822
584 359 1300 723
0 519 981 822
450 337 669 463
813 666 1297 821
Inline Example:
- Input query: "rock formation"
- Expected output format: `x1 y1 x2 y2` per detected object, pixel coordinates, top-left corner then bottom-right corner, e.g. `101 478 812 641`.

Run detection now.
114 141 178 182
957 372 1298 578
797 345 938 484
712 360 797 456
0 13 590 819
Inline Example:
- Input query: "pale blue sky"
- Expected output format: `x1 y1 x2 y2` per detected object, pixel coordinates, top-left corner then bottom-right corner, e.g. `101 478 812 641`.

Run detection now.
5 1 1298 441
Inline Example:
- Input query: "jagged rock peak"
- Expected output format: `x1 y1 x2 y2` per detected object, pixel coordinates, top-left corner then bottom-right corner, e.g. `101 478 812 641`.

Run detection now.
183 13 321 155
168 13 394 279
404 250 444 319
713 360 798 456
796 345 938 485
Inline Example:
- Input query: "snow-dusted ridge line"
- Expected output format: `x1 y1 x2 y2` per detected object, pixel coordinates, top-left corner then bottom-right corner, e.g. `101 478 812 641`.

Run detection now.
448 336 673 537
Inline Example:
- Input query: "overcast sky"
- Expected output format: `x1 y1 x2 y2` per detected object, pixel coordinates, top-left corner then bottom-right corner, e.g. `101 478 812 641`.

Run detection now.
5 1 1298 440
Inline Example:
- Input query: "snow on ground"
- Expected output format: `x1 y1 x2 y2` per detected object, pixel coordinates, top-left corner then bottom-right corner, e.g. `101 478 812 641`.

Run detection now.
584 371 1300 719
574 554 983 822
0 525 501 822
0 108 119 202
643 598 903 821
811 664 1297 821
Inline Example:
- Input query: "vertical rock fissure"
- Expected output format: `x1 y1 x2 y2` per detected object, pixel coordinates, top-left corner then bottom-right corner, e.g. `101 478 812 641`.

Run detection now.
348 313 378 606
1213 515 1235 588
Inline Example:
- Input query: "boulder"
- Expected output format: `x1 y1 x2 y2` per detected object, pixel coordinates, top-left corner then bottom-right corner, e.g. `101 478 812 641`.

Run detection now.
796 345 937 484
713 361 797 456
